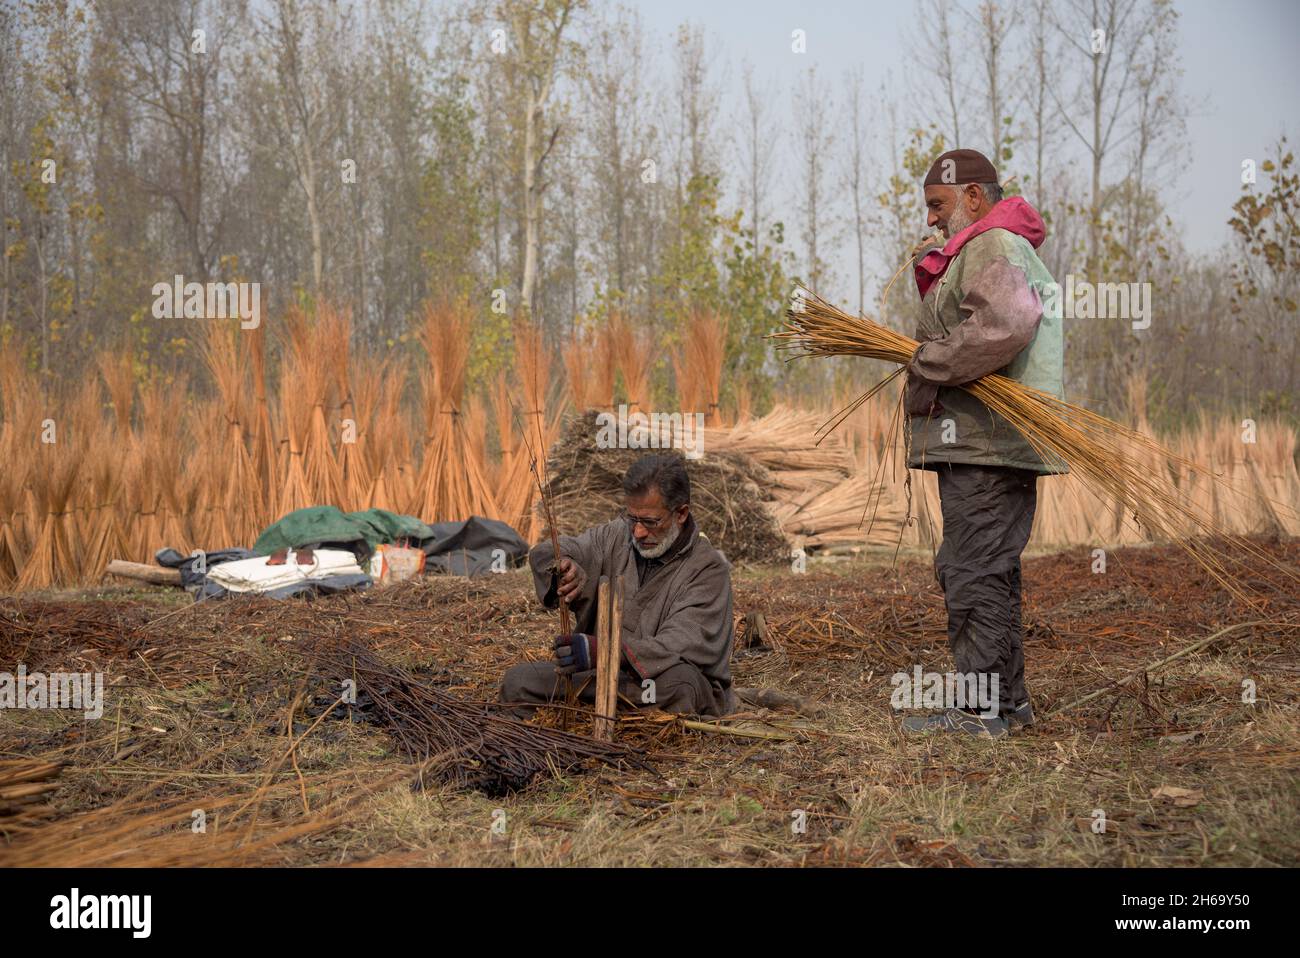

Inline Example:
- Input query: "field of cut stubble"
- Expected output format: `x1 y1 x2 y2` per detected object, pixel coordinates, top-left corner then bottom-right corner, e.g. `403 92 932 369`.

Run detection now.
1 537 1297 867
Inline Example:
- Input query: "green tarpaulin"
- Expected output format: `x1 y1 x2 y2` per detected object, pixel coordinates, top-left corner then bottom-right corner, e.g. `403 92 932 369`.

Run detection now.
251 507 434 557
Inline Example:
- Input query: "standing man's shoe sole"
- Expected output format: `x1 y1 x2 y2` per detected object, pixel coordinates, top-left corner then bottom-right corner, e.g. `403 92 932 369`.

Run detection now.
901 708 1009 739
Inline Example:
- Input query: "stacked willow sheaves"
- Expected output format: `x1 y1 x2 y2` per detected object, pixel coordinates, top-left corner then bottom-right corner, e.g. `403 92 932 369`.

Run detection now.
415 298 500 523
705 405 905 549
609 313 653 412
774 289 1300 603
672 309 728 427
0 294 1296 591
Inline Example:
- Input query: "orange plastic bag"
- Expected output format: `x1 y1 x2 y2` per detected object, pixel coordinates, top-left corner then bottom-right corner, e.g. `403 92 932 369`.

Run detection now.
368 543 425 586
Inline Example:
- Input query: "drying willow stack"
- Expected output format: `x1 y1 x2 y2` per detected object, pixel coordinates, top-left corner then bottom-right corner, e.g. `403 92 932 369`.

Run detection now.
0 352 34 583
2 291 1294 591
609 312 653 411
491 372 527 522
322 305 367 511
706 405 907 550
707 405 856 487
493 320 563 539
97 351 135 435
769 472 908 549
279 306 345 512
541 411 788 563
561 324 607 411
774 289 1299 603
340 352 380 511
415 299 499 522
360 355 415 513
672 309 728 426
15 445 80 590
247 320 279 518
202 323 263 546
15 380 106 589
81 432 131 579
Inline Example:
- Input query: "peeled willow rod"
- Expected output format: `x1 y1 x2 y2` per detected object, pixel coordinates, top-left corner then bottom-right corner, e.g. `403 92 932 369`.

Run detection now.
510 396 575 726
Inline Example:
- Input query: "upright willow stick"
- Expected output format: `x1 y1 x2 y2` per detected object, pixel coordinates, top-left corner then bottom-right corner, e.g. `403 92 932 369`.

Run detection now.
510 395 575 727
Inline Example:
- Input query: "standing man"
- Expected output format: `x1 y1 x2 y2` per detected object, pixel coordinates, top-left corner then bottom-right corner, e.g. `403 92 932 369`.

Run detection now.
902 148 1067 738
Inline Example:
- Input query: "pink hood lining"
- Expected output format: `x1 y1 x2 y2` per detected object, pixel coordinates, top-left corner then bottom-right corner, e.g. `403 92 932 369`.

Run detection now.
914 196 1046 299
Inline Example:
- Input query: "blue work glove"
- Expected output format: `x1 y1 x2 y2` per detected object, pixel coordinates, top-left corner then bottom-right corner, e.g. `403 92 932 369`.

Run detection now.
553 632 597 674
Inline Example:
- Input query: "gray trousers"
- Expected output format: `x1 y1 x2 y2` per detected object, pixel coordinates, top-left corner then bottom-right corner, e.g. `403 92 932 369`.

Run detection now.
499 660 724 719
935 463 1037 715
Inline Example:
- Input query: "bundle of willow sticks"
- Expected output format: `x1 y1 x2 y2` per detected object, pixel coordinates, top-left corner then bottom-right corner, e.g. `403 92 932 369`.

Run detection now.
0 759 63 826
773 289 1299 605
304 639 646 794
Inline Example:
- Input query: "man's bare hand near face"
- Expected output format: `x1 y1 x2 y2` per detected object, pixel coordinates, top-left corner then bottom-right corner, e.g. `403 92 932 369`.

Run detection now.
554 556 587 604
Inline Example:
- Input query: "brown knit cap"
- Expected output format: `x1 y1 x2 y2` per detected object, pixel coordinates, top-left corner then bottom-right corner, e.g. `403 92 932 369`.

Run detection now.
923 148 998 187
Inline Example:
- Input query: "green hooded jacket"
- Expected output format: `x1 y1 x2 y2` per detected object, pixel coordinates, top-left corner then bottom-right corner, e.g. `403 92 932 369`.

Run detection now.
905 201 1067 475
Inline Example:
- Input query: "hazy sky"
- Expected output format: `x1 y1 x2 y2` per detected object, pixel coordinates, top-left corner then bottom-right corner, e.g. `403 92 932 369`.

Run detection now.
632 0 1299 300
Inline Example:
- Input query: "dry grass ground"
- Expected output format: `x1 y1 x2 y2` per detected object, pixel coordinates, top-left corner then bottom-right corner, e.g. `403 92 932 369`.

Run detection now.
1 538 1296 867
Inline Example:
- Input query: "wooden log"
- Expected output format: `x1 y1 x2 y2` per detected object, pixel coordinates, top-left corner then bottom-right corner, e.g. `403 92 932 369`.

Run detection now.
105 560 182 586
594 574 622 741
736 686 826 718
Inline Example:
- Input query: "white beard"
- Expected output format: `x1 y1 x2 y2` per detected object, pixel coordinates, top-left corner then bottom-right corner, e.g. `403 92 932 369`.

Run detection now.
944 198 975 239
633 519 681 559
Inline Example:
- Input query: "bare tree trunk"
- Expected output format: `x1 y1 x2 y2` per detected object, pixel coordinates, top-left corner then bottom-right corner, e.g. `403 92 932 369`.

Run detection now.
521 87 541 316
794 67 835 293
914 0 964 146
508 0 575 321
1030 0 1049 213
352 174 366 331
1090 21 1102 278
303 148 322 292
0 141 9 333
975 1 1006 161
844 67 869 315
739 61 772 250
36 217 48 380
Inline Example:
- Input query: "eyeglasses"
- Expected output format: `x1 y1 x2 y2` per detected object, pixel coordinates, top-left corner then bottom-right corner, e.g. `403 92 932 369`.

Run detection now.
622 511 670 532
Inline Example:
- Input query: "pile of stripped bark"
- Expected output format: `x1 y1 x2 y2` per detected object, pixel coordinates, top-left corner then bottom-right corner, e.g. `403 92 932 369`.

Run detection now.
542 407 908 562
542 411 789 564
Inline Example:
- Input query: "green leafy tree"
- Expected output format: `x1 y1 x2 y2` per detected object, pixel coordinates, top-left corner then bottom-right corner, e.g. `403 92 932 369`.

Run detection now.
721 219 791 412
1228 140 1299 415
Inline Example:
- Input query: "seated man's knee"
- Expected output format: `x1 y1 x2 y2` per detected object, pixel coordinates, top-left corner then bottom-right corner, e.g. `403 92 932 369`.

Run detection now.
644 663 714 716
500 660 557 704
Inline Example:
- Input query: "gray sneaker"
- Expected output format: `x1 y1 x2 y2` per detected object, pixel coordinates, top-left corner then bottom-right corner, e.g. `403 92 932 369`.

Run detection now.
901 708 1009 739
1006 702 1035 730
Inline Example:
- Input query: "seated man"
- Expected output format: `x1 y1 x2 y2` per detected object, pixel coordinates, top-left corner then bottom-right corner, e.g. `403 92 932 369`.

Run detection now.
500 454 737 719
